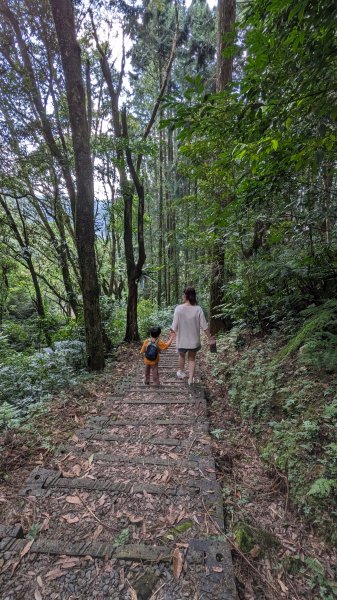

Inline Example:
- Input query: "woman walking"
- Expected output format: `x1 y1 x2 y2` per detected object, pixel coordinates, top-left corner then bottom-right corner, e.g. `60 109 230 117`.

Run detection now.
170 286 215 385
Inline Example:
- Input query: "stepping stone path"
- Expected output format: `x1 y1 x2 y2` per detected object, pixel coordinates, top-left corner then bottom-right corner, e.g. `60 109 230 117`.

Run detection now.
0 346 237 599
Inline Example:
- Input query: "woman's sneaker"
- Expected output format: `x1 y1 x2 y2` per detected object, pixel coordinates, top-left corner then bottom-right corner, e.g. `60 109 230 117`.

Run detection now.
176 370 187 379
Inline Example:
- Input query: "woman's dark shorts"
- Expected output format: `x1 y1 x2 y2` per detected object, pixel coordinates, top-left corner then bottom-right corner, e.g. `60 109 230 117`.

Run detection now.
178 346 201 353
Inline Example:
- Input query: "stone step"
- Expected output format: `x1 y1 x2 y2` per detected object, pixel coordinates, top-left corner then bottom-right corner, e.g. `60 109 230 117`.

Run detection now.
0 537 237 599
88 415 208 426
56 445 213 468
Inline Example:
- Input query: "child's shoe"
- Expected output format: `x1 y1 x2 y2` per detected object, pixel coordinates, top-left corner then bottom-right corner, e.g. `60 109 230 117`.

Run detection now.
176 370 187 379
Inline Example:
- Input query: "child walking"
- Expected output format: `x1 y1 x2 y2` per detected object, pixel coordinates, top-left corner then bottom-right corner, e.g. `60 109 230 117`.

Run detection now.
140 326 173 385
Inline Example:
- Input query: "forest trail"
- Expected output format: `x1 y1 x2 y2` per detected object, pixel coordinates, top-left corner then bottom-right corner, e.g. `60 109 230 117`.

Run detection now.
0 345 237 600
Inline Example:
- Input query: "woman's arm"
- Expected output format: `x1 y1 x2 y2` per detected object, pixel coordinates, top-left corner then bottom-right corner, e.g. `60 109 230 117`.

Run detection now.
170 307 179 335
199 309 215 344
203 328 216 344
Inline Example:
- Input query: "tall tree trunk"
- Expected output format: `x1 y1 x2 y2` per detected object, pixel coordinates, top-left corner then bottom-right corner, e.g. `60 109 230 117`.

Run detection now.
209 0 236 335
157 127 164 308
50 0 105 370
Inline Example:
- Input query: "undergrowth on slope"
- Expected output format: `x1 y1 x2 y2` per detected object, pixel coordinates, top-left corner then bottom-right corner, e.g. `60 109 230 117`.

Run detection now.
209 328 337 545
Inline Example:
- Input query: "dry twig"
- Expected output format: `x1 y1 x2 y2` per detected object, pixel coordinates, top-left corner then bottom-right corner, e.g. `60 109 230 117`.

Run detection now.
75 493 115 533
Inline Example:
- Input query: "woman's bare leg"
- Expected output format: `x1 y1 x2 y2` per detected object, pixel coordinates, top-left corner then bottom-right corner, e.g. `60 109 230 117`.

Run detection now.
178 352 186 372
187 351 197 384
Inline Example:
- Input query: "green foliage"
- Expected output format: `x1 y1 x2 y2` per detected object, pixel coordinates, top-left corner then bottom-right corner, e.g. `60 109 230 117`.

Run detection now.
0 401 19 429
0 341 86 425
100 297 125 342
275 301 337 366
164 519 193 540
210 428 225 440
113 528 130 547
308 478 337 498
51 320 84 343
234 522 280 555
137 299 174 339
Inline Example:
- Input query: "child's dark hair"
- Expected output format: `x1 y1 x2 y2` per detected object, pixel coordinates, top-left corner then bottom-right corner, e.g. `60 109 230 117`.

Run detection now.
150 326 161 338
183 286 197 305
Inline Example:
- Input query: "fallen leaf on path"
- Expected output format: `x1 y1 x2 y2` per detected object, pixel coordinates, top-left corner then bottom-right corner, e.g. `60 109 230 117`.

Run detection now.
172 547 183 579
45 568 64 581
98 494 107 507
61 514 80 524
168 452 180 459
72 464 82 476
119 566 125 588
128 514 144 524
161 469 170 482
11 539 34 575
20 539 34 559
277 578 288 593
34 589 42 600
55 556 80 569
65 495 82 505
93 525 104 540
71 434 80 443
40 517 50 532
36 575 43 588
249 545 260 558
129 587 138 600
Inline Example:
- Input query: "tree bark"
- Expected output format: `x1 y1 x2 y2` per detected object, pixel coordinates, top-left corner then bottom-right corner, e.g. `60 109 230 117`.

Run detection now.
209 0 236 335
157 127 164 307
216 0 236 93
49 0 105 370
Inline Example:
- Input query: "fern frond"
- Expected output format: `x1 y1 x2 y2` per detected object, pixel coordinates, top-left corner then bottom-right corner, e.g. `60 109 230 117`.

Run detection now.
274 300 337 363
307 477 337 498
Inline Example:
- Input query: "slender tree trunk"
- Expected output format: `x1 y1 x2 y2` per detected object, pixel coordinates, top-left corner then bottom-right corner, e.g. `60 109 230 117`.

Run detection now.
209 0 236 335
54 205 79 318
0 265 9 327
0 195 52 343
157 127 164 308
50 0 105 370
172 128 179 304
0 266 9 327
323 162 333 245
126 277 139 341
184 181 190 285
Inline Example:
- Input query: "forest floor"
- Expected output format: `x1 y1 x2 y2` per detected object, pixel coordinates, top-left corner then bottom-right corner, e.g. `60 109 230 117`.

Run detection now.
0 342 336 599
199 346 337 600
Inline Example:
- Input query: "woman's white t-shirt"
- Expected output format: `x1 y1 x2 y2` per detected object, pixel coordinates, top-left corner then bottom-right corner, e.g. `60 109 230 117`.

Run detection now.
171 304 208 350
